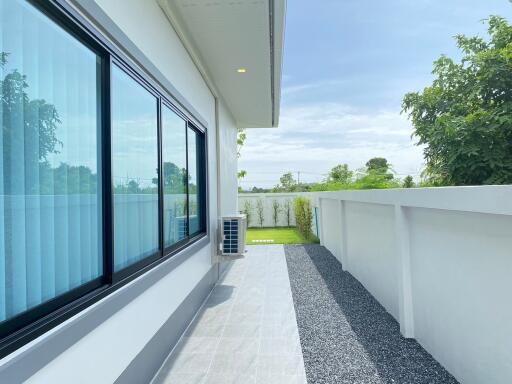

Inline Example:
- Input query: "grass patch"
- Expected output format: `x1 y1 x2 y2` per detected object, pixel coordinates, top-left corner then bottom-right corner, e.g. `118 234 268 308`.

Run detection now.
247 227 320 245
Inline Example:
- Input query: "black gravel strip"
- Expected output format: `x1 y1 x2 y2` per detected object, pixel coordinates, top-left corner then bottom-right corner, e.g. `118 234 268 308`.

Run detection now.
285 245 458 384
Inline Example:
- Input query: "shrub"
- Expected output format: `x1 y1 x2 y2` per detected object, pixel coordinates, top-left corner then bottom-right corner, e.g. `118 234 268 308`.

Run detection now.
256 199 264 227
242 200 253 227
271 200 281 227
293 196 313 239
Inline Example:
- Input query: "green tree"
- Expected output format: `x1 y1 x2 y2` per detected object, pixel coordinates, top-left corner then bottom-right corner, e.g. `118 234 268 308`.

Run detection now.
271 200 281 227
364 157 393 180
237 128 247 185
283 199 292 226
256 199 264 227
402 16 512 185
237 128 246 158
366 157 390 172
293 196 313 240
353 157 398 189
353 169 400 189
403 175 415 188
275 172 297 192
242 200 253 227
237 170 247 192
328 163 353 184
350 157 396 189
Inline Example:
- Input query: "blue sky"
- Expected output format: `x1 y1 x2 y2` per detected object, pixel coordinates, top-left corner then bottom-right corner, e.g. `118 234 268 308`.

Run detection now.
239 0 512 188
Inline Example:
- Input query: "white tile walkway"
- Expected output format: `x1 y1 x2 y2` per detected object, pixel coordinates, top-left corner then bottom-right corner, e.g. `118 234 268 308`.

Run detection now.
152 245 307 384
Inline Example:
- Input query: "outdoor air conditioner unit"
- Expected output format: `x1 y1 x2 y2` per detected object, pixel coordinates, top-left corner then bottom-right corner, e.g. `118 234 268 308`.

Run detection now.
219 215 247 258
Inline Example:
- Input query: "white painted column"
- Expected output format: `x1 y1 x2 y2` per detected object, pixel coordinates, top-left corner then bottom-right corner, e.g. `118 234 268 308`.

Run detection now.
318 198 324 246
394 204 415 338
338 199 348 271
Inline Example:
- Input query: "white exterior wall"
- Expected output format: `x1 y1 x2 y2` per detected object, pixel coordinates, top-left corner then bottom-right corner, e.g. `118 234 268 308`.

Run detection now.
13 1 238 382
318 198 341 261
218 101 239 216
344 202 399 319
408 208 512 384
315 186 512 384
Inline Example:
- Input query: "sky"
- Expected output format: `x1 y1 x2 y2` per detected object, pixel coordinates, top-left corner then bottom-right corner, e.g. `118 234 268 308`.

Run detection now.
238 0 512 189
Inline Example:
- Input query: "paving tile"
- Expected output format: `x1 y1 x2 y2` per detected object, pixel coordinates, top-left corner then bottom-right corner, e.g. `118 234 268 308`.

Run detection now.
162 353 212 375
203 372 256 384
257 355 306 376
215 337 260 355
230 303 264 317
209 353 258 375
259 338 302 356
226 308 263 324
261 323 299 340
222 322 261 338
153 245 307 384
255 374 308 384
192 308 229 328
173 336 219 356
154 371 207 384
185 321 224 337
261 313 297 327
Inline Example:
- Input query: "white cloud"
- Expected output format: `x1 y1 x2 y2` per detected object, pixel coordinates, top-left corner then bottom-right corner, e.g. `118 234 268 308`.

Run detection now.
238 103 425 188
282 80 348 96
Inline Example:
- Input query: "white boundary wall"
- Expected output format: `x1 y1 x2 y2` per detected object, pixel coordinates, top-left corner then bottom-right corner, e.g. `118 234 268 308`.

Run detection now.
314 186 512 384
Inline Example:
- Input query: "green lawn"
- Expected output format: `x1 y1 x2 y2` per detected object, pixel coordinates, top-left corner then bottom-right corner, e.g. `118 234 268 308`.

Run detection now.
247 227 320 245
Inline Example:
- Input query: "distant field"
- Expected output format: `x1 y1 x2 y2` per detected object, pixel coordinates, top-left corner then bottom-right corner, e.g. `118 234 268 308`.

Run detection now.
247 227 320 245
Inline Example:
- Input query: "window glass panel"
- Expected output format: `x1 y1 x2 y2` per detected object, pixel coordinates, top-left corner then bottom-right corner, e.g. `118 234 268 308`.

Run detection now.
0 0 102 322
162 106 187 247
112 66 158 271
187 128 204 236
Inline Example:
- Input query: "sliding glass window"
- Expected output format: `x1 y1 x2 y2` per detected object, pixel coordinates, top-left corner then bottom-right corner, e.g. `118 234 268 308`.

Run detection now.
0 0 102 322
188 127 205 236
111 65 159 271
162 105 187 248
0 0 208 355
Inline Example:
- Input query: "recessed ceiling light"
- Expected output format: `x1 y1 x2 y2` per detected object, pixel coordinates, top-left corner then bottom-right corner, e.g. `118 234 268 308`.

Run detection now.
237 68 247 73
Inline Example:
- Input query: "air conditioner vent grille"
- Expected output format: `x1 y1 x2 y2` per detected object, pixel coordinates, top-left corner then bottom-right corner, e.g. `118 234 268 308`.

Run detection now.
220 215 246 257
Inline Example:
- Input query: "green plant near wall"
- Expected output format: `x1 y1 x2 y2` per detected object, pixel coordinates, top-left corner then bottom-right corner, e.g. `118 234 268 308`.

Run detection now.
283 199 292 226
271 200 281 227
242 199 253 227
256 199 264 227
293 196 313 239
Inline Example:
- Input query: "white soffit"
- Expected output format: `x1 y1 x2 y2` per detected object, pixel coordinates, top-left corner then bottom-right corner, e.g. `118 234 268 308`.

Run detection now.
159 0 285 128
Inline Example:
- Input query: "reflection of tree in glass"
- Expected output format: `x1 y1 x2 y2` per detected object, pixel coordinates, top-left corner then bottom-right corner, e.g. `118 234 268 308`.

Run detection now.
1 52 63 193
153 161 198 194
39 163 97 194
154 162 187 193
1 52 100 195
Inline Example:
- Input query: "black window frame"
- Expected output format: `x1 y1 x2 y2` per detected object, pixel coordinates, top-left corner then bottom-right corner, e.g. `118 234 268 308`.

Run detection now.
109 58 163 282
0 0 209 359
161 100 188 254
187 122 208 238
